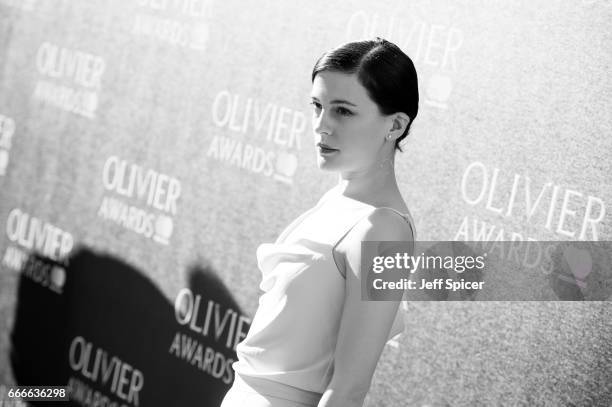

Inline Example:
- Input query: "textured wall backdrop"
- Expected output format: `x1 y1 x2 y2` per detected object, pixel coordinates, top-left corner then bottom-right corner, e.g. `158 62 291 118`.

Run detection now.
0 0 611 406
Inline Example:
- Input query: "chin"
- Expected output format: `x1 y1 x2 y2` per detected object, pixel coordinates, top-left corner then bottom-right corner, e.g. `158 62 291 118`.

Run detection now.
316 158 340 171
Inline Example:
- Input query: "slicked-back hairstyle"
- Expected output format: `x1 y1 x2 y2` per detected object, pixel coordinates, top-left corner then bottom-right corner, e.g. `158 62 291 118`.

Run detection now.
311 37 419 152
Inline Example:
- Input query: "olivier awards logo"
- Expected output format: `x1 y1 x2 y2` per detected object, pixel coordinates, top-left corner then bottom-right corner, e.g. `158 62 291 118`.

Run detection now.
170 288 251 384
67 336 144 407
132 0 213 51
457 161 607 241
455 161 608 276
0 113 16 176
33 42 106 119
98 155 181 245
345 2 463 110
206 90 305 185
2 208 73 294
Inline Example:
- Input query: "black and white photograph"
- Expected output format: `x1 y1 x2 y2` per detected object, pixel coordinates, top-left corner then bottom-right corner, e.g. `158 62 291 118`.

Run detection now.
0 1 611 406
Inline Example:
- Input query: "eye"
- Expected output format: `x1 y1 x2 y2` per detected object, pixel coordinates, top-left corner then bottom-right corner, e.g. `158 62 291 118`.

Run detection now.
309 101 321 110
336 107 353 116
309 102 353 117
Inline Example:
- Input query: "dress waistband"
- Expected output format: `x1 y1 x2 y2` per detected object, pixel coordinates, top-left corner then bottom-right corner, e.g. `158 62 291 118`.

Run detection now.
232 372 323 406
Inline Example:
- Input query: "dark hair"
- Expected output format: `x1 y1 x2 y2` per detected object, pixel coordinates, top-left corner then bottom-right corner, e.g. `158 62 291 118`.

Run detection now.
311 37 419 152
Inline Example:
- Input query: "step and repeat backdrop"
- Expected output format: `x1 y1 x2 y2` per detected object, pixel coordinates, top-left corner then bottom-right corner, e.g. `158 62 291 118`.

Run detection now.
1 0 611 406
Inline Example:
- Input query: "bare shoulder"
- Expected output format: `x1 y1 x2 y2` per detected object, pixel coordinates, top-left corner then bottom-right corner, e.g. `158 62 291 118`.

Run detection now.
334 208 415 277
352 208 414 243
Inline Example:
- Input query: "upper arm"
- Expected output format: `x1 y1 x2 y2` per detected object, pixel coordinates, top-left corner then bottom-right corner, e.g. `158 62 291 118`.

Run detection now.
327 209 415 399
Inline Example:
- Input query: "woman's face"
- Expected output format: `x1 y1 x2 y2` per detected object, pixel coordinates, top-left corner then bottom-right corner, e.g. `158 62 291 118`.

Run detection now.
310 71 391 173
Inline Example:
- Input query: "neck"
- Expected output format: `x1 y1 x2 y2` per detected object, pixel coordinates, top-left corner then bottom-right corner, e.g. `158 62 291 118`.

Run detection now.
336 155 399 200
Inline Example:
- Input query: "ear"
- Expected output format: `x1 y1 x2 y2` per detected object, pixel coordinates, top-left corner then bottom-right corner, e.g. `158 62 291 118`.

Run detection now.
387 113 411 141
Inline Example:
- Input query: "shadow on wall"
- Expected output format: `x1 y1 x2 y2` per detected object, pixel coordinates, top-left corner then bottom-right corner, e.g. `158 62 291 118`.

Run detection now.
9 246 246 407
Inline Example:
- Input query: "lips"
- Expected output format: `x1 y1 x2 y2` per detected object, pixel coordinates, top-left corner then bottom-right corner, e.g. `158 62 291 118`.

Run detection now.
317 143 339 151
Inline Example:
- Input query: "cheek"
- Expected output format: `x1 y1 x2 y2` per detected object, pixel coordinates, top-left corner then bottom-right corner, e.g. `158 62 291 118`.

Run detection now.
349 120 383 148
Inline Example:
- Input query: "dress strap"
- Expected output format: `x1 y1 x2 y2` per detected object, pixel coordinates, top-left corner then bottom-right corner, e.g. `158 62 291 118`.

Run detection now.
373 206 417 241
331 206 416 279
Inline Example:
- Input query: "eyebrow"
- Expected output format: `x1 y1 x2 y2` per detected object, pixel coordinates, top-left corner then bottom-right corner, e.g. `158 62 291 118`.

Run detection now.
310 96 357 107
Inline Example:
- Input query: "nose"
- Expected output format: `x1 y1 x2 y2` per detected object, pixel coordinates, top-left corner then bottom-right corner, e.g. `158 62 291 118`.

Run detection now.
312 108 332 138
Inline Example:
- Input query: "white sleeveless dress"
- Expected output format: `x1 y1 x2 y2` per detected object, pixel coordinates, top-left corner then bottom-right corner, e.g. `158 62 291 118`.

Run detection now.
221 187 416 407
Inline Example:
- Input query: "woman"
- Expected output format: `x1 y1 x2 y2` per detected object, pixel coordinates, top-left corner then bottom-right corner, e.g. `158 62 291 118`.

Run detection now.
220 37 419 407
